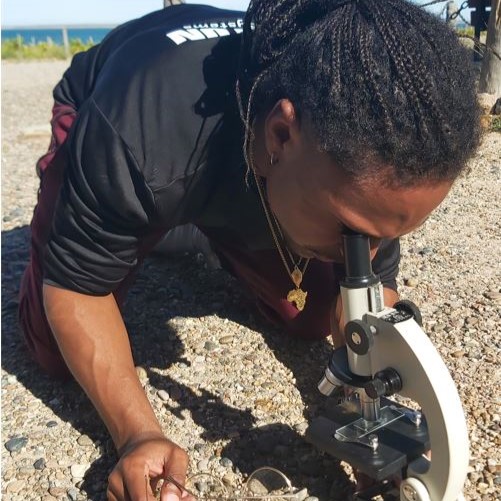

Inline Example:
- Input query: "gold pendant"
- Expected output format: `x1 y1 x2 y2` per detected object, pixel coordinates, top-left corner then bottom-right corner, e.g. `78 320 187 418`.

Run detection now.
287 287 307 311
291 266 303 288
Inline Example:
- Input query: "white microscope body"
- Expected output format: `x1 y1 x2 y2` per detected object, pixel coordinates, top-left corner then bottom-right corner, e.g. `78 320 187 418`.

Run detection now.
307 233 469 501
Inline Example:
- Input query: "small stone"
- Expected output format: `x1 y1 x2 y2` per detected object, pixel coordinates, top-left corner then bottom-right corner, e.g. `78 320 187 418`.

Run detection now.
71 463 91 479
67 488 79 501
484 291 501 303
49 486 67 497
305 497 320 501
157 390 170 402
6 480 25 493
194 443 205 452
34 458 46 470
404 277 419 287
419 247 434 256
77 434 93 447
197 459 209 471
294 422 308 435
477 482 489 492
136 366 148 382
433 324 445 333
220 457 233 468
46 421 58 428
219 335 234 345
294 488 309 501
5 436 28 452
451 350 465 358
204 341 218 352
465 316 479 326
247 478 269 495
494 476 501 485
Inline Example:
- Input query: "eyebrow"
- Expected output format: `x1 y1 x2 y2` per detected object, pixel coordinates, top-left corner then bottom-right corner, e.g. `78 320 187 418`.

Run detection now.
341 215 432 241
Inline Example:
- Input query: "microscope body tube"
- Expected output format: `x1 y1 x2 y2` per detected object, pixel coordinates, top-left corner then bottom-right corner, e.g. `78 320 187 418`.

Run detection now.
340 233 385 377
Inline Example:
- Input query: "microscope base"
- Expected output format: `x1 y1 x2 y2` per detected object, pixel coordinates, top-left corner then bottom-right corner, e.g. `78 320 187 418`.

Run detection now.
306 398 430 481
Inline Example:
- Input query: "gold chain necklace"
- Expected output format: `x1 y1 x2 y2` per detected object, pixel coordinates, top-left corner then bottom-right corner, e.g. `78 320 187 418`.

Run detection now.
251 167 310 311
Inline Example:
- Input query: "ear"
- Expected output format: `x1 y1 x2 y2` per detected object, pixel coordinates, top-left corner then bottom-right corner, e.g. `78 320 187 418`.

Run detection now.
254 99 300 177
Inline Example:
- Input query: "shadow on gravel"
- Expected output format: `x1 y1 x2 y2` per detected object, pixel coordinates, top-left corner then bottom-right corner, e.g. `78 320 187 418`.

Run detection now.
2 226 351 499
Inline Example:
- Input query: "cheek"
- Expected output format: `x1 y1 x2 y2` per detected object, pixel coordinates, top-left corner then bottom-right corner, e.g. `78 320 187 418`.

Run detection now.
266 172 303 232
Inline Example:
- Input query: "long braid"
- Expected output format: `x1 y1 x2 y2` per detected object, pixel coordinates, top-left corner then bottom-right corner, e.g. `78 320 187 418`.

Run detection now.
236 0 481 185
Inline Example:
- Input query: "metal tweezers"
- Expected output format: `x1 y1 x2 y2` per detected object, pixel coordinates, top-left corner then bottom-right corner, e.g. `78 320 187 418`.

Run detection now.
163 474 298 500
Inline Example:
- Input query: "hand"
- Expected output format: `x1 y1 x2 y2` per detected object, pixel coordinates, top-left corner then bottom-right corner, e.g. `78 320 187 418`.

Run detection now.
107 434 196 501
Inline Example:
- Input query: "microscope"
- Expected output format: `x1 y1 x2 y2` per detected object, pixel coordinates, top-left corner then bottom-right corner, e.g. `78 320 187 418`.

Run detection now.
306 232 469 501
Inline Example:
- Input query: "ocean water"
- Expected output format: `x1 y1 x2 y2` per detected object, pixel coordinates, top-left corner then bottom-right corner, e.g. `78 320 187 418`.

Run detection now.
1 28 113 45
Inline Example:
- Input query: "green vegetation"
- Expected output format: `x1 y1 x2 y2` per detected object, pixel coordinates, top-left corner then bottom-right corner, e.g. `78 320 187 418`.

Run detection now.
455 26 475 38
1 36 95 60
491 117 501 133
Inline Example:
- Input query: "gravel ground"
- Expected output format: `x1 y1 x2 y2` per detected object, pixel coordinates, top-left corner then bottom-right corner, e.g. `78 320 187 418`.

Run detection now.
1 60 500 501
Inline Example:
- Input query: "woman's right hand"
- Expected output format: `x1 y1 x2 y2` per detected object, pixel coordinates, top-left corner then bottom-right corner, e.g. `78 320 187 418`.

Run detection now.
107 433 196 501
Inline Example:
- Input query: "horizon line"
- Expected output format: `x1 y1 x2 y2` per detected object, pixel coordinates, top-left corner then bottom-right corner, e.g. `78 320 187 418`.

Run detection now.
2 24 118 30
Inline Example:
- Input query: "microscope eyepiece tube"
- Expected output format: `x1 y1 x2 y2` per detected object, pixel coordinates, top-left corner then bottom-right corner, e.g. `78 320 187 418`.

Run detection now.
341 232 379 287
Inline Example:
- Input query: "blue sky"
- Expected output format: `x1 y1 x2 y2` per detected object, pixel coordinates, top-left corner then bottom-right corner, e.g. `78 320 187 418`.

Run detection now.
1 0 446 27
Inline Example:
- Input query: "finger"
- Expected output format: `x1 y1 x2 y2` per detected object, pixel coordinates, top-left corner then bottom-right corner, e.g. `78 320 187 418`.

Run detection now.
160 448 190 501
108 469 131 501
123 470 157 501
107 486 119 501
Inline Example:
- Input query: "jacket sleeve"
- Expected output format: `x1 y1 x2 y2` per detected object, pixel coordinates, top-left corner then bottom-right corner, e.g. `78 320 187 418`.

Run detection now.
43 97 160 295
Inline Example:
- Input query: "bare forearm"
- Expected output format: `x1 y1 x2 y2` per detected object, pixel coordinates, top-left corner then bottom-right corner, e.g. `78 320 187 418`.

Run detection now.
43 284 162 451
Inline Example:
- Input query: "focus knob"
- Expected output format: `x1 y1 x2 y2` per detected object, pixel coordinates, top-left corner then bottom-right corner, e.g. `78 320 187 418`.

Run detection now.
345 320 374 355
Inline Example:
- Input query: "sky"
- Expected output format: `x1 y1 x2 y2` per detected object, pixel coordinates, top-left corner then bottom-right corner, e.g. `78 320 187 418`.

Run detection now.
1 0 446 28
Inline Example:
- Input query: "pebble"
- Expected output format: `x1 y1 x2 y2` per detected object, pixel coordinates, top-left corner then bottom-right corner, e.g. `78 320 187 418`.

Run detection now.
6 480 25 493
452 350 465 358
157 389 170 401
220 457 233 468
419 246 434 255
484 291 501 303
67 488 79 501
294 422 308 435
5 436 28 452
70 463 90 479
136 365 148 382
405 277 419 287
219 335 234 345
34 458 46 470
46 421 58 428
76 435 93 447
204 341 218 351
197 459 209 471
294 488 309 500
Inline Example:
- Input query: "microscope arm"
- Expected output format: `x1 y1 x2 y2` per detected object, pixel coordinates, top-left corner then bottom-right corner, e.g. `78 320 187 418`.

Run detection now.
365 312 469 501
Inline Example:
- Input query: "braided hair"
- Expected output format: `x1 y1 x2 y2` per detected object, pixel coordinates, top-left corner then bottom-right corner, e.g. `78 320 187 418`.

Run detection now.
236 0 481 185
